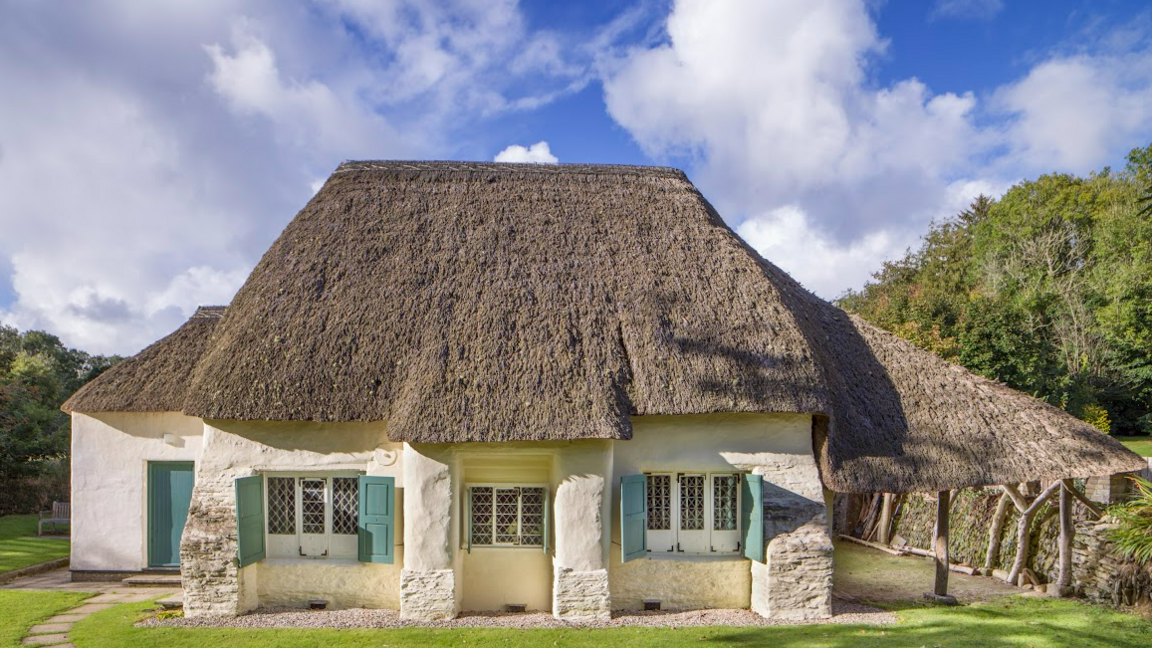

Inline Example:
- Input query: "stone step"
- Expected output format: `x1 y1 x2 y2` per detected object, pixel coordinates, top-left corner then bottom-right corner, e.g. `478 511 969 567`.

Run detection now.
121 574 182 588
156 591 184 609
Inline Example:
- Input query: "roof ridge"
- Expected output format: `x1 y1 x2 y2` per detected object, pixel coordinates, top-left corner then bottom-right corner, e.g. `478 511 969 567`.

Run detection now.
332 160 688 179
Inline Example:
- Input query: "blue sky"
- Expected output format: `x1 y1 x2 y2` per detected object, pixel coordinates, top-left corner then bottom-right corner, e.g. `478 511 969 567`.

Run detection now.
1 0 1151 354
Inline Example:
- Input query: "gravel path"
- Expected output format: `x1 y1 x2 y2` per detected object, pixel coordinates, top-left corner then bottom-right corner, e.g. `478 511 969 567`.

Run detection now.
142 600 894 629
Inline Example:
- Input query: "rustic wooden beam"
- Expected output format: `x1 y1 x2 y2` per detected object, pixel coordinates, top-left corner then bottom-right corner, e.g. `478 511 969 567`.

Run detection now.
837 534 905 556
1057 479 1074 595
985 491 1011 571
934 490 951 597
1064 482 1106 519
1001 483 1028 512
1007 480 1064 584
878 493 895 545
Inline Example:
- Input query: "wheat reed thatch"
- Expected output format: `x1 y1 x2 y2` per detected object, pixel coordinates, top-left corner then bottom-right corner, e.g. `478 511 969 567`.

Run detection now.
63 306 225 413
63 162 1145 492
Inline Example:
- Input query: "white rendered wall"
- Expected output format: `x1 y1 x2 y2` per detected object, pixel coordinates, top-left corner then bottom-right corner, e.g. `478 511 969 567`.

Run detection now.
609 413 819 611
182 419 403 616
70 412 203 572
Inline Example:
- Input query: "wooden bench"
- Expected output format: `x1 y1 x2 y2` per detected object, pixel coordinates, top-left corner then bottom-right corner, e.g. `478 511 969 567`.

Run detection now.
38 502 70 535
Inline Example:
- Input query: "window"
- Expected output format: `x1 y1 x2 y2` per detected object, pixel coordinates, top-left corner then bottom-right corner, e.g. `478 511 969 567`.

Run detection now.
465 485 548 548
265 474 361 559
644 473 741 554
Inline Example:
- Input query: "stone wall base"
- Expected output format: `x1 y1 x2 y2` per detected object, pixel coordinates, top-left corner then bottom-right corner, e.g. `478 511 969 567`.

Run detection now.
553 567 610 622
400 569 458 621
751 516 833 621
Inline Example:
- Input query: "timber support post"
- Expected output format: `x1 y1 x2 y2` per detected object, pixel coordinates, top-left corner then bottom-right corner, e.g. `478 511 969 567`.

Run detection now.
923 490 957 605
1057 479 1074 596
878 493 894 545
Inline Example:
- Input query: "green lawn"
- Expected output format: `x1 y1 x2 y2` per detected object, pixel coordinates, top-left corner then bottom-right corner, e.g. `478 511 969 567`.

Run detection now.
0 514 70 575
69 597 1152 648
1120 437 1152 457
0 590 89 647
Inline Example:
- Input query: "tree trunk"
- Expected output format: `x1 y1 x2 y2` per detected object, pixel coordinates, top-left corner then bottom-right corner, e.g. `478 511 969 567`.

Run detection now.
934 490 950 597
985 492 1010 570
1006 480 1062 585
1058 480 1073 594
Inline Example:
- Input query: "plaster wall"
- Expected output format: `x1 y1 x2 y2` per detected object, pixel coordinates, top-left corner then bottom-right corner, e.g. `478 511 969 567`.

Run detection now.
257 555 403 609
181 419 402 617
70 412 203 572
609 413 827 613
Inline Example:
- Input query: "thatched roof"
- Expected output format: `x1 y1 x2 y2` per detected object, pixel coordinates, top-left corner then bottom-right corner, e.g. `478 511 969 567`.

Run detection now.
62 306 225 413
65 162 1145 492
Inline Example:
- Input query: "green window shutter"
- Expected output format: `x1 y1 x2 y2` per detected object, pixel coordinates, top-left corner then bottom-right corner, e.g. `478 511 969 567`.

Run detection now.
235 475 265 568
741 473 764 562
358 476 395 564
620 474 647 563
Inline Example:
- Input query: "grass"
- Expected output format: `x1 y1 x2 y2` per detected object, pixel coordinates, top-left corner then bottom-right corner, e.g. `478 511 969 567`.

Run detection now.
1120 437 1152 457
0 590 89 647
67 597 1152 648
0 514 70 575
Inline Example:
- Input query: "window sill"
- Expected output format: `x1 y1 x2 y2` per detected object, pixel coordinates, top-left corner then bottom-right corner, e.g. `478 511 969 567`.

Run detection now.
261 557 364 567
641 553 746 563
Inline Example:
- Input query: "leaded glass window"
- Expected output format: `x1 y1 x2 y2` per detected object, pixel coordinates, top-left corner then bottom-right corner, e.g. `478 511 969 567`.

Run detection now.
301 478 326 534
332 477 359 535
467 485 548 547
713 475 738 531
646 474 671 530
268 477 296 535
679 475 705 531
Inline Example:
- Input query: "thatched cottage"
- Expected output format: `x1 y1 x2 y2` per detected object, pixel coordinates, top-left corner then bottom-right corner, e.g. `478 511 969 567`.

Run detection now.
63 162 1144 622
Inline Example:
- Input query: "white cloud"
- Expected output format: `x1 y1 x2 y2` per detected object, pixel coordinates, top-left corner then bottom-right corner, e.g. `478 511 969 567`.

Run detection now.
932 0 1003 21
0 0 593 354
993 53 1152 173
494 141 559 163
737 205 911 298
602 0 1152 297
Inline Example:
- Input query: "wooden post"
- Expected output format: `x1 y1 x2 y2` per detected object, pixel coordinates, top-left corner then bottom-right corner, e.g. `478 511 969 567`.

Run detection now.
1006 480 1062 585
934 490 950 596
985 491 1010 571
1057 479 1073 595
878 493 894 545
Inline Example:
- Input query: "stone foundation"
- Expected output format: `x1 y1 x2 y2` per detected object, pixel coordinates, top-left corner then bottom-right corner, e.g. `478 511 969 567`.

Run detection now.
400 569 458 621
751 515 833 620
553 567 610 622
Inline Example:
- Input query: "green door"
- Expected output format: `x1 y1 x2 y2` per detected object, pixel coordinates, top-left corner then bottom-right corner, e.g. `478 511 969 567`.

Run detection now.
148 462 195 568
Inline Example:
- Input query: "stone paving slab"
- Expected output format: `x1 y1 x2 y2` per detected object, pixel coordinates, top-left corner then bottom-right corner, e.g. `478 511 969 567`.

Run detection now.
27 623 71 634
21 633 69 645
69 603 114 614
45 615 86 624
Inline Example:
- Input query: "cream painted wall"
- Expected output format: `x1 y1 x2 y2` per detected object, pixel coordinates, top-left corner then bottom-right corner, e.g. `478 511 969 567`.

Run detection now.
71 412 203 572
189 420 403 612
461 549 552 610
258 554 404 609
608 413 815 610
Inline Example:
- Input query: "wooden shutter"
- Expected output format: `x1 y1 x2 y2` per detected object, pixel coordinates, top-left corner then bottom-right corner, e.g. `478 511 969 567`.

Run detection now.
620 474 647 563
741 473 764 562
358 476 395 564
235 475 265 568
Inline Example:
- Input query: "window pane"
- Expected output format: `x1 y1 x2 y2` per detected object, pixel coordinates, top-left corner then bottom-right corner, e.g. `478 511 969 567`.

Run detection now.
471 487 493 545
495 488 520 544
680 475 705 530
713 475 738 531
268 477 296 535
646 475 671 531
520 487 545 546
301 478 326 534
332 477 359 535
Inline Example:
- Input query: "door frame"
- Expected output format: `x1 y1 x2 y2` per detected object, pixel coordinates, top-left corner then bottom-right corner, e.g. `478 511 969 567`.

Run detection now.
147 461 195 569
